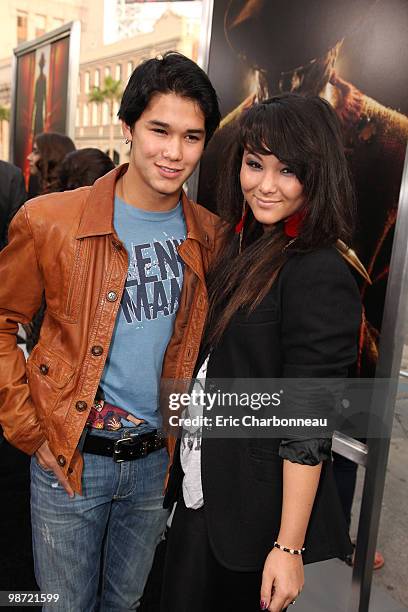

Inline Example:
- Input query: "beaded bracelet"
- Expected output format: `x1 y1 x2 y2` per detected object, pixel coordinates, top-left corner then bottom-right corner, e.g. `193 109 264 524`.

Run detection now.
274 541 305 555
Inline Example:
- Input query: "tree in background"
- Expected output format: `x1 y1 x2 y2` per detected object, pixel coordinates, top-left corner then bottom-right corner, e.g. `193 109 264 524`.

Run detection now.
0 105 10 160
88 76 122 162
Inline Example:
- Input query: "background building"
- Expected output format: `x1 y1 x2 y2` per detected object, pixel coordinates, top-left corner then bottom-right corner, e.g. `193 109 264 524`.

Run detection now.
77 7 200 164
0 0 86 158
0 0 201 161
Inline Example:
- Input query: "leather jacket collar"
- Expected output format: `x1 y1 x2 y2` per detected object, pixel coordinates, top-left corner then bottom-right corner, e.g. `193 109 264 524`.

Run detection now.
76 163 214 250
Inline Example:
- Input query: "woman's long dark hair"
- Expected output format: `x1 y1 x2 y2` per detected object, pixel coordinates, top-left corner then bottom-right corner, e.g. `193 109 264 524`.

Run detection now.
204 93 355 349
35 132 76 194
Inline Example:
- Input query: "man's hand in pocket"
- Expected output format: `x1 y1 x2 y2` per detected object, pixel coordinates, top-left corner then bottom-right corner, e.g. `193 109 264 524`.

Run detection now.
35 440 75 497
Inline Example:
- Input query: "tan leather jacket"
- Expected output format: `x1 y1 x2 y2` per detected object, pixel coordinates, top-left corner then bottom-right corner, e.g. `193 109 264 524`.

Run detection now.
0 164 221 493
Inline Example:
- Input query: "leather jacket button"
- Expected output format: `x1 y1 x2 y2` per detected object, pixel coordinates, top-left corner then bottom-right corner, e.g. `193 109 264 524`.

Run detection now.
57 455 66 467
75 400 88 412
107 291 118 302
39 364 49 375
91 345 103 356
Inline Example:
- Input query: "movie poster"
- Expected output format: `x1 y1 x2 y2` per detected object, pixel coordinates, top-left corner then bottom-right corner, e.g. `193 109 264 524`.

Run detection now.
198 0 408 376
12 28 74 194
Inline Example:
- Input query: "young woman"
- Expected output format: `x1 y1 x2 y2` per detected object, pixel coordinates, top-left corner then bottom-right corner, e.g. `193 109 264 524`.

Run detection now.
161 94 362 612
27 131 75 195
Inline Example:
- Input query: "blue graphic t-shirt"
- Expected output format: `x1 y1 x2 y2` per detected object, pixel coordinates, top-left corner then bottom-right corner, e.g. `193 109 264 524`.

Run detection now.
91 195 186 431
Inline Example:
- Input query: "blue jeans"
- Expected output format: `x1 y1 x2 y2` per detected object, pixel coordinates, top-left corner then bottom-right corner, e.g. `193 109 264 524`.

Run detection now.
30 428 169 611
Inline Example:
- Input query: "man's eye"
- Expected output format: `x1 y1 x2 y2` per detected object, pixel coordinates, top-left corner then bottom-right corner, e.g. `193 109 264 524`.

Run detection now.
186 134 200 142
152 128 167 135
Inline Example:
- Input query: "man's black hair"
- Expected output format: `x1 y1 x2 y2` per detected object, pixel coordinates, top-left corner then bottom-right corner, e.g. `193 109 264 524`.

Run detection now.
118 51 221 145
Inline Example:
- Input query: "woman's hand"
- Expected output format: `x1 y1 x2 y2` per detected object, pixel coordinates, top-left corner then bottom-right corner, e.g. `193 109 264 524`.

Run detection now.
260 547 304 611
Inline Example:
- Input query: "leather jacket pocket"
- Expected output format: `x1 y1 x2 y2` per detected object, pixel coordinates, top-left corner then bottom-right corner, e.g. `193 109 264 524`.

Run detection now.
27 345 75 419
45 237 91 323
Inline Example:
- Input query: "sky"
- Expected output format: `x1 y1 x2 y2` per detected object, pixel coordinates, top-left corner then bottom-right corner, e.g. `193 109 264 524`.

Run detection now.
104 1 202 44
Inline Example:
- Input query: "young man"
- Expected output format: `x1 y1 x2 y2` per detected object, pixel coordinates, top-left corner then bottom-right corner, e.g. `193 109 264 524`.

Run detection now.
0 52 221 610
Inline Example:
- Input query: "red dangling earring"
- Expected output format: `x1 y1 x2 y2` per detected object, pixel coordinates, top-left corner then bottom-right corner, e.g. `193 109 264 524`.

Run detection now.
235 199 248 254
284 207 308 238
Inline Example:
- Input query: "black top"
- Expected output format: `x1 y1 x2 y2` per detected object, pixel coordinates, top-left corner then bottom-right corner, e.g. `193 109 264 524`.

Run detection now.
165 246 362 570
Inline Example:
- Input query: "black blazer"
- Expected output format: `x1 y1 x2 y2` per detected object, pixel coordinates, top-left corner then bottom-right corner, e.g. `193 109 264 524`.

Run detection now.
165 247 361 571
0 161 27 251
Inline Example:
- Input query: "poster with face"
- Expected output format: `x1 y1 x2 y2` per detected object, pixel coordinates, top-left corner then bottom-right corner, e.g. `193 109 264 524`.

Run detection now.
198 0 408 376
12 30 73 194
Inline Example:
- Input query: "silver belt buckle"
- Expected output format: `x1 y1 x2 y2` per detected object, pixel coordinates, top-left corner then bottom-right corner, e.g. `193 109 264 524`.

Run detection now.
113 435 134 463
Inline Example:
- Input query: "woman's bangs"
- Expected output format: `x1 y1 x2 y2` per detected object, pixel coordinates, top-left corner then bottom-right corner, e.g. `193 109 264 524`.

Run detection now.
240 105 304 171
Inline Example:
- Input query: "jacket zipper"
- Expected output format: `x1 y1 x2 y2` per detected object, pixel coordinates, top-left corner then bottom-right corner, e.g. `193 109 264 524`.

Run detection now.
65 238 90 318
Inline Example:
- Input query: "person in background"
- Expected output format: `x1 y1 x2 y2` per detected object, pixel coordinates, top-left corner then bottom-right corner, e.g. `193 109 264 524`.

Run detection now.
59 148 115 191
26 141 116 351
27 132 75 195
0 160 27 251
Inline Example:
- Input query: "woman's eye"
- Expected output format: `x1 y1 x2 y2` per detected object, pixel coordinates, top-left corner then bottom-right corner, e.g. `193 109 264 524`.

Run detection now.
281 167 295 175
246 159 262 170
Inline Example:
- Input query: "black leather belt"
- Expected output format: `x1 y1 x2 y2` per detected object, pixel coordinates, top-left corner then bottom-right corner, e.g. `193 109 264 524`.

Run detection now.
83 430 166 462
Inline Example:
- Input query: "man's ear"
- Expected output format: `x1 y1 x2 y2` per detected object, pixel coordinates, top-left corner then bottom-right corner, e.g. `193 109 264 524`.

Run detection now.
121 120 133 141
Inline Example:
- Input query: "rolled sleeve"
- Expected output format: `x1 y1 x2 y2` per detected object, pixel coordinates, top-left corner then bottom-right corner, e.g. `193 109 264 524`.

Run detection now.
279 437 332 465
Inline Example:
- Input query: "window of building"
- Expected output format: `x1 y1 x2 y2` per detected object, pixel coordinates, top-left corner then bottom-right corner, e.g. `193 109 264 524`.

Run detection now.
84 71 90 94
35 14 46 38
127 61 133 79
92 103 98 127
94 69 100 88
52 18 64 30
115 64 122 81
17 11 28 44
83 104 89 127
104 66 111 78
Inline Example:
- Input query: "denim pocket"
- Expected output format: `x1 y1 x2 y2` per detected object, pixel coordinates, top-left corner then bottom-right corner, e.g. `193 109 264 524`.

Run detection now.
31 456 55 475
